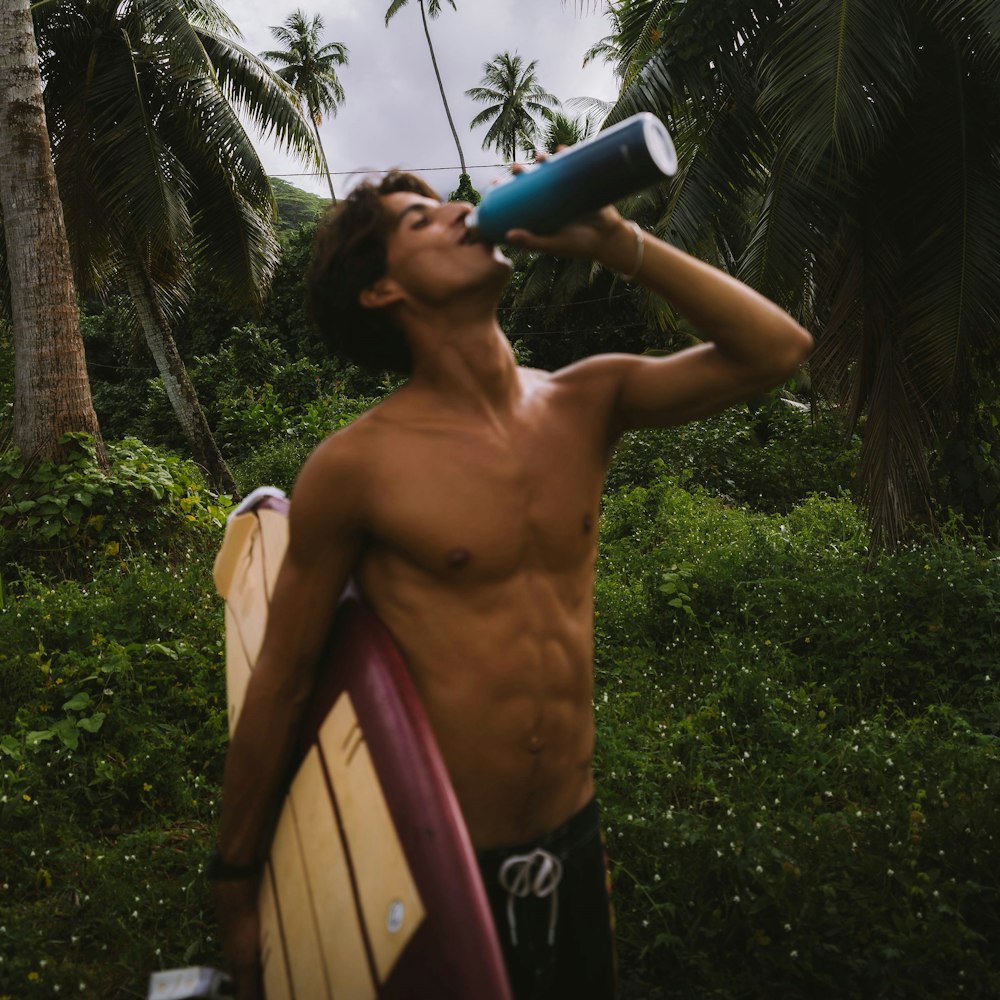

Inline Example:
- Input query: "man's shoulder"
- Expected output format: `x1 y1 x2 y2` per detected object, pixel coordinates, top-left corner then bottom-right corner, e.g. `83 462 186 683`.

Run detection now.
549 352 637 388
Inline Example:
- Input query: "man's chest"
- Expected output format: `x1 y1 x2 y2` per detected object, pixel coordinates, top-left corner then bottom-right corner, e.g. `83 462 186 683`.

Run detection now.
363 419 606 580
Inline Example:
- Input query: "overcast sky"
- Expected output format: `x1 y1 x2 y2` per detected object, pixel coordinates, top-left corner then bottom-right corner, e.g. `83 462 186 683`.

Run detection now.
223 0 620 199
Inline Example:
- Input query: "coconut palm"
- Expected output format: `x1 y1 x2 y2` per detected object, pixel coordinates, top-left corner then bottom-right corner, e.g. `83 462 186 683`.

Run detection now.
0 0 103 464
30 0 317 494
600 0 1000 548
385 0 468 177
539 112 596 154
262 10 348 204
582 0 668 89
466 52 560 163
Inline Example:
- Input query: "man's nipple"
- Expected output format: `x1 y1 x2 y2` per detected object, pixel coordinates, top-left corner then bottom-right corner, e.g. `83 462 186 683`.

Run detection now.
447 547 471 569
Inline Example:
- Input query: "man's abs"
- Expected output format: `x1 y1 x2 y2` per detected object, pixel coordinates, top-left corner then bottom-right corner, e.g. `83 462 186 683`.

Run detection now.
358 554 598 849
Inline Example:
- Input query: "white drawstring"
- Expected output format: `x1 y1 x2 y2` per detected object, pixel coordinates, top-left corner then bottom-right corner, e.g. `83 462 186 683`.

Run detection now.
497 847 563 947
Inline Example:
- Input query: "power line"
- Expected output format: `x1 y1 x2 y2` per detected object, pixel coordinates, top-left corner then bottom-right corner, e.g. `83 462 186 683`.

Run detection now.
272 162 509 179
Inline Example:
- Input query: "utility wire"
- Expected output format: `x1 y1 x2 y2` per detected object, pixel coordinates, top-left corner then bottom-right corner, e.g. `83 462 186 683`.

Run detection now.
272 162 509 178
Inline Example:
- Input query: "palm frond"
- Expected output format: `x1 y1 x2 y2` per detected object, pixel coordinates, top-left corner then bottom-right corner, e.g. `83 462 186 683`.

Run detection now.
173 0 241 38
426 0 458 17
896 77 1000 410
202 30 317 162
757 0 918 177
736 150 846 319
564 95 611 123
384 0 410 27
918 0 1000 75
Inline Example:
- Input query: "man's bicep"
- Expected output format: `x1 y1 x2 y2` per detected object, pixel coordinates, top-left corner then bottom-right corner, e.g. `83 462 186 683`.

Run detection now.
256 445 365 685
613 346 770 431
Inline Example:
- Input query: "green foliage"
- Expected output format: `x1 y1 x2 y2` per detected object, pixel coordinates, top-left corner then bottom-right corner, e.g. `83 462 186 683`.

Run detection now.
183 325 383 492
0 434 232 579
269 177 330 231
449 172 481 205
607 400 860 512
466 51 560 161
607 0 1000 548
4 275 999 997
595 475 1000 996
931 364 1000 541
2 451 996 996
0 554 227 997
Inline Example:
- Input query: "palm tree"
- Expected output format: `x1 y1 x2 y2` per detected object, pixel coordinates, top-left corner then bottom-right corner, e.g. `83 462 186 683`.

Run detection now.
466 52 560 162
385 0 468 179
262 10 348 204
602 0 1000 548
539 112 595 154
581 0 668 89
0 0 103 465
30 0 317 494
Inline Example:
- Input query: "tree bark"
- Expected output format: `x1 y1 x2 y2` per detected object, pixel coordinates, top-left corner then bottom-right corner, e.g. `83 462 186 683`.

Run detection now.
418 0 468 175
311 114 337 204
126 263 239 497
0 0 104 465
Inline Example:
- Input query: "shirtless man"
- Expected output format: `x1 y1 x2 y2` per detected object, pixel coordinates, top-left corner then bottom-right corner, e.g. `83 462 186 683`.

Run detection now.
211 168 813 999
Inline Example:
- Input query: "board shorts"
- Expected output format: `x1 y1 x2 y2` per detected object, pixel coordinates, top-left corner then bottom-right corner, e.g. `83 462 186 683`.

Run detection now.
476 798 618 1000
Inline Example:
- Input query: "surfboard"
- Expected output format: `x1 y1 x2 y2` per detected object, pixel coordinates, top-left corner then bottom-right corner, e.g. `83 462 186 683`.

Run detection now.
213 488 512 1000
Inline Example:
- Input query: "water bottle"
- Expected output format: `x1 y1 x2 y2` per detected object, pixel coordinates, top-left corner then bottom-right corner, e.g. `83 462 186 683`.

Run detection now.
464 112 677 244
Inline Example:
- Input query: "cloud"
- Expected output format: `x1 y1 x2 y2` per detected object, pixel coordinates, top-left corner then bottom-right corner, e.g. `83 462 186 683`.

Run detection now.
225 0 619 198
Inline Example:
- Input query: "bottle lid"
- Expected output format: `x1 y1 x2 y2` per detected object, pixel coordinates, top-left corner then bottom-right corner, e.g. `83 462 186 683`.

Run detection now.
641 114 678 177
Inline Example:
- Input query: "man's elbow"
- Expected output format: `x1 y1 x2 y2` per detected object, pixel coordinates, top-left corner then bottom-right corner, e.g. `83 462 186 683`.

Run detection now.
772 320 814 380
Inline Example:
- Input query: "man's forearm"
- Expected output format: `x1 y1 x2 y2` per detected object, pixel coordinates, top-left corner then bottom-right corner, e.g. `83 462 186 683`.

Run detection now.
600 222 812 372
216 663 313 865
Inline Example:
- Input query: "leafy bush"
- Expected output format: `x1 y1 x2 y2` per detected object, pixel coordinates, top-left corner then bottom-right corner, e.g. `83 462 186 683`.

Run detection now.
607 401 860 512
0 554 227 997
1 425 997 997
595 475 1000 997
0 434 232 579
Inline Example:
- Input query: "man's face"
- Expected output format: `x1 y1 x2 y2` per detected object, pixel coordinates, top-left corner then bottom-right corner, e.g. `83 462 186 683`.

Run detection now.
377 191 511 307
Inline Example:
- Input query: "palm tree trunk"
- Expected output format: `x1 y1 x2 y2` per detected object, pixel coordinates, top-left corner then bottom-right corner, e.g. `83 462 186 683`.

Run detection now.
0 0 105 466
418 0 467 175
125 264 238 497
311 115 337 204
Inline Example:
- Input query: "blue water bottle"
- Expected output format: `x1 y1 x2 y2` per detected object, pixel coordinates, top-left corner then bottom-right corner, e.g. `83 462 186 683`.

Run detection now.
464 112 677 244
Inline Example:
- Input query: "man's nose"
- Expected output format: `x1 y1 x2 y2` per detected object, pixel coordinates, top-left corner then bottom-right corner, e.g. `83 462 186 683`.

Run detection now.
443 200 473 223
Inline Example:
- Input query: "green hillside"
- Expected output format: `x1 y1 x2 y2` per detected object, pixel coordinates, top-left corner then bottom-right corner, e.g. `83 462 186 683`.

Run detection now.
269 176 329 231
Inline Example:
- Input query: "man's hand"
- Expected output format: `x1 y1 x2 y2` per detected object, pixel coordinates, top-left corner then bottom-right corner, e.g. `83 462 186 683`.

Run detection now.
499 152 639 275
213 878 264 1000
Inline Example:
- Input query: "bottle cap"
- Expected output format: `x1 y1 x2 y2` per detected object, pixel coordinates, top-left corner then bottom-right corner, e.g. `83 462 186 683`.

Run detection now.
640 113 678 177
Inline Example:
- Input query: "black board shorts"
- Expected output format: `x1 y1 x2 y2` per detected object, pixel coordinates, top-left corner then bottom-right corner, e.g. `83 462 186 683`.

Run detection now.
476 798 618 1000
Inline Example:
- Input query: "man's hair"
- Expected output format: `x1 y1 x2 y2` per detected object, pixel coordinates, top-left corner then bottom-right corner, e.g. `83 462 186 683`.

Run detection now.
305 170 439 375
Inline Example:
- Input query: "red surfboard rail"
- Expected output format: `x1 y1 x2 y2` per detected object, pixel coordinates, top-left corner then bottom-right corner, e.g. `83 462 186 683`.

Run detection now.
300 593 511 998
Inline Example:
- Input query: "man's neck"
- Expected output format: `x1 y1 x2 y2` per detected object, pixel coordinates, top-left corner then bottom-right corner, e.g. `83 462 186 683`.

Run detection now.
405 310 521 417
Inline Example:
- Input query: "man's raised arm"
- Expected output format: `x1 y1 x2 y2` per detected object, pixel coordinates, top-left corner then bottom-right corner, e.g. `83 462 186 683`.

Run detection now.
506 205 814 432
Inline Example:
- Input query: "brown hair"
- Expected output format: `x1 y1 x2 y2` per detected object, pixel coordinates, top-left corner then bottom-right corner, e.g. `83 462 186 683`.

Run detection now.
305 170 439 375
